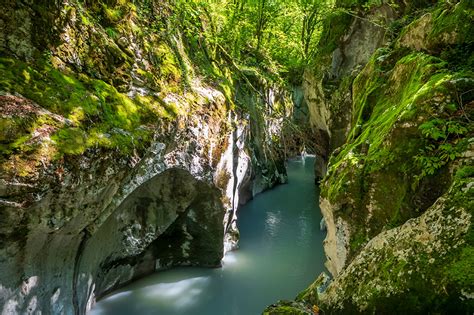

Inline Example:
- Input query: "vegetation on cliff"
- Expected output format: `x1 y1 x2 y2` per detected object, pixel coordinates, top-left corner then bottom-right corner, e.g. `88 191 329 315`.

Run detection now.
0 0 473 314
321 0 473 258
0 0 336 180
267 0 473 313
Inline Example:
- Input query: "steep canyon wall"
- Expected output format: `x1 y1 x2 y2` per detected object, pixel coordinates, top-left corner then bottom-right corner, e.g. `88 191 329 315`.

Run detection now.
0 1 290 313
266 0 473 313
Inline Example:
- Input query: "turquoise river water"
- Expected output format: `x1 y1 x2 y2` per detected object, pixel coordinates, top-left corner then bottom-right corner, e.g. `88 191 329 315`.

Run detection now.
91 156 326 315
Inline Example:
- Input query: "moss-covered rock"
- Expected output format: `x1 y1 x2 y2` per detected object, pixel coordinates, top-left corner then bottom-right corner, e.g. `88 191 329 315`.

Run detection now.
320 0 474 274
0 57 161 159
303 2 398 179
319 162 473 313
0 1 292 314
280 0 474 313
398 1 474 54
263 300 316 315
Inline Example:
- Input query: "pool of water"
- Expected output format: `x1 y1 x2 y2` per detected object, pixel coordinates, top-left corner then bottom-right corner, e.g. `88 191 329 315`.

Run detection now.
91 156 326 315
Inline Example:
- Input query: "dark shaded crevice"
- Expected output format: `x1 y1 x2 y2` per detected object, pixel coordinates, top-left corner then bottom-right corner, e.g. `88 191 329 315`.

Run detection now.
88 168 225 303
94 203 223 302
72 229 90 315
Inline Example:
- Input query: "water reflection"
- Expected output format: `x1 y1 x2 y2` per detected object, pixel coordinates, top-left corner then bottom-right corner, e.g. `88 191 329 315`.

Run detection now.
297 214 312 246
264 211 282 237
145 277 209 310
92 157 326 315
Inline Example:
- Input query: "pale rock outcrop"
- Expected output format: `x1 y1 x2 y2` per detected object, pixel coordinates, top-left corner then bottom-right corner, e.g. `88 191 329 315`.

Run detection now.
320 173 473 313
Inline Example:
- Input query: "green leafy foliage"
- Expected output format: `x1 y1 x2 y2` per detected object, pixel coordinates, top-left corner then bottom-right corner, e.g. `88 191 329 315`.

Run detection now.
447 246 474 289
156 0 335 85
415 119 470 179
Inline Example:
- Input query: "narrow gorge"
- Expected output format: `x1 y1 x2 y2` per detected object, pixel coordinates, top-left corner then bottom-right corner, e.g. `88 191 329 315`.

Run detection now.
0 0 472 314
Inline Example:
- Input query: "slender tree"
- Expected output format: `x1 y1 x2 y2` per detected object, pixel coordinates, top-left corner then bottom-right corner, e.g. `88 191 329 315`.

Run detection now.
299 0 327 61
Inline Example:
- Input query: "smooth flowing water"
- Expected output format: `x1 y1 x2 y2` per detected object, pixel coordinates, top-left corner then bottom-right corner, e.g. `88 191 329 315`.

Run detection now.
92 157 326 315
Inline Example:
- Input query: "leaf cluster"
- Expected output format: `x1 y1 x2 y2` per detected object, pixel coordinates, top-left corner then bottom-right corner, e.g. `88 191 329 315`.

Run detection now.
159 0 335 85
415 118 470 178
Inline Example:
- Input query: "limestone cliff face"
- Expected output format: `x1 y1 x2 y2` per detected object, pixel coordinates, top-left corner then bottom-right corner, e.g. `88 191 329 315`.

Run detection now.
303 3 396 181
304 2 398 274
0 1 289 314
76 168 225 310
319 163 473 313
265 1 473 313
304 0 473 278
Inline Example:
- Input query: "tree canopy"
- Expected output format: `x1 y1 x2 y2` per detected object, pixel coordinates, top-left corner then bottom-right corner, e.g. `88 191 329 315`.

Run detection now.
159 0 335 84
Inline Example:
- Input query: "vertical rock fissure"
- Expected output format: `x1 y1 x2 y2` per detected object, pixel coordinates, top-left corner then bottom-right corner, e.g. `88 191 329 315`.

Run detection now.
226 114 240 237
72 230 90 315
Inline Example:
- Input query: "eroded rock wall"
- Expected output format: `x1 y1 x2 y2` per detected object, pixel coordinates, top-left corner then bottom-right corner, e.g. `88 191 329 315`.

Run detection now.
267 0 473 313
304 2 399 274
319 164 473 313
303 0 473 277
0 91 258 315
303 3 396 180
0 1 289 314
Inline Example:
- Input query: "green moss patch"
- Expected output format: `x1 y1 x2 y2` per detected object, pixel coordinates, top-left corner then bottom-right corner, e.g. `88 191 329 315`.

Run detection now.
321 48 473 255
0 57 179 158
263 300 314 315
430 0 474 45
